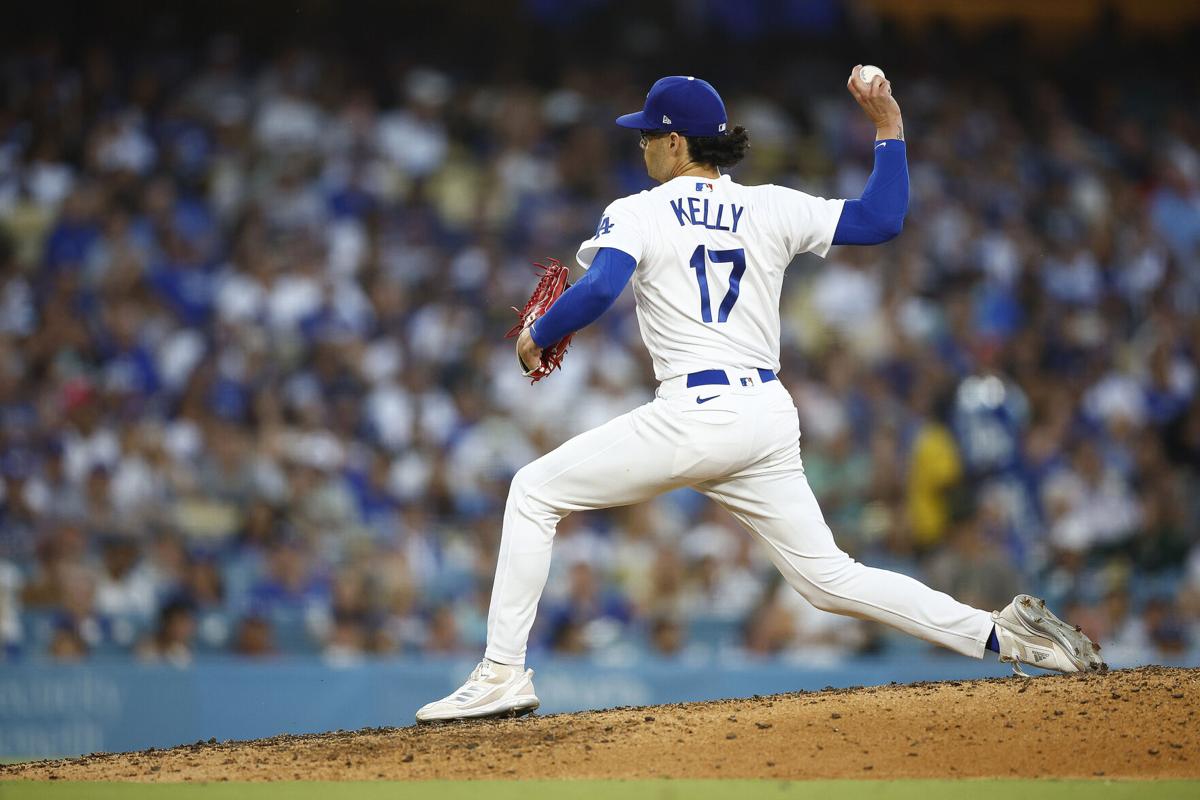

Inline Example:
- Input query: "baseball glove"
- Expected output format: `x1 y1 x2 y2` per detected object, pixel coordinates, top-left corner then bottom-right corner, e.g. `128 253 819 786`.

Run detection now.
506 258 573 383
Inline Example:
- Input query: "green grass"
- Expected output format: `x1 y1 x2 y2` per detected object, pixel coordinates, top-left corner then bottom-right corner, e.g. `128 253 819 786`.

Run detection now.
1 780 1197 800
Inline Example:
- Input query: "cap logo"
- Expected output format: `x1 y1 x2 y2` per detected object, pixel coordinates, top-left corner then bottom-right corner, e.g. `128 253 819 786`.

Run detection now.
718 123 726 132
662 115 672 125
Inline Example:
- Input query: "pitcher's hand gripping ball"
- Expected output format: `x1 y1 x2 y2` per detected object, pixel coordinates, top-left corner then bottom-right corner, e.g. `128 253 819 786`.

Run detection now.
858 64 885 85
506 258 574 383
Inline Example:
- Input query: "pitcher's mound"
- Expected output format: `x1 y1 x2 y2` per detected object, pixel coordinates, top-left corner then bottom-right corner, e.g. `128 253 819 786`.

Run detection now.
3 666 1196 782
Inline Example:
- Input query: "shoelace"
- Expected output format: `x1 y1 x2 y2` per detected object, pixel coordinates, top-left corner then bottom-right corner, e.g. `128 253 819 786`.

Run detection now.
996 629 1032 677
1007 651 1031 678
446 662 497 704
999 636 1032 677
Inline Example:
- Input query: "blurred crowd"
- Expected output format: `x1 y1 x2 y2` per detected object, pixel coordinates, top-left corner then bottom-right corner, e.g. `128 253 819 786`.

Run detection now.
1 16 1199 668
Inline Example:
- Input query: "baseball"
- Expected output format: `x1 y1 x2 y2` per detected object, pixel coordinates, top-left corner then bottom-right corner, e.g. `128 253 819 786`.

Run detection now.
859 64 885 84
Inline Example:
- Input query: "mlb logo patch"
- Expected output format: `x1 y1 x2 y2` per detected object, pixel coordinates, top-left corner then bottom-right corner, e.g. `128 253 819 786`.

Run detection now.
695 182 714 192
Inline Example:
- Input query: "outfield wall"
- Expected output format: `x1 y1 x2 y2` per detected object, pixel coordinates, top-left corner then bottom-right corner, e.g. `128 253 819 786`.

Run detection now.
0 654 1190 759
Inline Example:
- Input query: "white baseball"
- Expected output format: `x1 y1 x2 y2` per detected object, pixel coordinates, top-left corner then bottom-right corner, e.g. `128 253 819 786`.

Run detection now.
858 65 885 85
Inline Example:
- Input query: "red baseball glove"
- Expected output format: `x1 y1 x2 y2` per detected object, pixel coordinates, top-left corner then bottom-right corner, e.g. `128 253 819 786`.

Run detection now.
506 258 573 383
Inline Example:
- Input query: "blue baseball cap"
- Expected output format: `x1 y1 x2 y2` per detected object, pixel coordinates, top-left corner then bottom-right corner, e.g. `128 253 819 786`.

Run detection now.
616 76 728 137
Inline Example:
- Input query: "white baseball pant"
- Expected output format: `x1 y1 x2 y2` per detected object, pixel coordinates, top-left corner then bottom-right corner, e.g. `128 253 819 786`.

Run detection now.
484 369 994 665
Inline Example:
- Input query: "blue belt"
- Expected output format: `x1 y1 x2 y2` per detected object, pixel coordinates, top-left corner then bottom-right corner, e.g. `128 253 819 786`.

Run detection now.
686 368 777 388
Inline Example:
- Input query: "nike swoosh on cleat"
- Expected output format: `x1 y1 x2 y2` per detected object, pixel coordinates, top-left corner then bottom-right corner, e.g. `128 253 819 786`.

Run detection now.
696 395 720 404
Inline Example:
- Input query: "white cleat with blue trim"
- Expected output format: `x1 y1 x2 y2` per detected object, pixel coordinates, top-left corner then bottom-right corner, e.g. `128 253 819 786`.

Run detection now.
415 660 540 723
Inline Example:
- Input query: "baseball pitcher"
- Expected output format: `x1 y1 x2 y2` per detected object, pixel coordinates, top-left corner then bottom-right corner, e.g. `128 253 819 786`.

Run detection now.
416 69 1104 722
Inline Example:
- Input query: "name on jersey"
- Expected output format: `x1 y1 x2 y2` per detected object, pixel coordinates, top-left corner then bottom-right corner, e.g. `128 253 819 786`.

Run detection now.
668 197 745 233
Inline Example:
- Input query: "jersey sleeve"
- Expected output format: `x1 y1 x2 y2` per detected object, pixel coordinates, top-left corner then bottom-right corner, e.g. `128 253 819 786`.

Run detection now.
576 196 645 269
765 185 846 259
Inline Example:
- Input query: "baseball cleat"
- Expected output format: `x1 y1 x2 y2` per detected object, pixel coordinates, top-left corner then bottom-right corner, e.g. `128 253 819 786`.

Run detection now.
415 660 540 723
991 594 1107 677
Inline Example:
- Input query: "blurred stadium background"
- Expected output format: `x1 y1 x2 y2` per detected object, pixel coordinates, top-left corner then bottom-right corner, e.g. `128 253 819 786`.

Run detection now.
1 0 1199 758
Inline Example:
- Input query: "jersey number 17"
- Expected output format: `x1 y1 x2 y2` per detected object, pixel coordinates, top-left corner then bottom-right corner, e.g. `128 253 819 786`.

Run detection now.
689 245 746 323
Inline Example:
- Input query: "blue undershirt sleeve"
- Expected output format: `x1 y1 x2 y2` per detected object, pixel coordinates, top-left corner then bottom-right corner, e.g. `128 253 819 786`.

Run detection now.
832 139 909 246
529 247 637 348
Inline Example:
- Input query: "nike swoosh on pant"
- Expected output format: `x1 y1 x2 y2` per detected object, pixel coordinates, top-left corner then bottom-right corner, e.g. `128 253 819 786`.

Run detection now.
696 395 720 404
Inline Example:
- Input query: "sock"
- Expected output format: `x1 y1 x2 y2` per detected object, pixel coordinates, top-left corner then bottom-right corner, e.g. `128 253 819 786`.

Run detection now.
986 626 1000 653
486 657 522 673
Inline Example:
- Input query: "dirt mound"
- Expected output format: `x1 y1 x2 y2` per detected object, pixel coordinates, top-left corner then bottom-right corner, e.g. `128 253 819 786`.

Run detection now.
3 666 1196 783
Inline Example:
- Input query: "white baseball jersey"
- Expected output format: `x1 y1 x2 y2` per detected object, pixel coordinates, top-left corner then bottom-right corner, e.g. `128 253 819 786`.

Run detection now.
576 174 844 381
